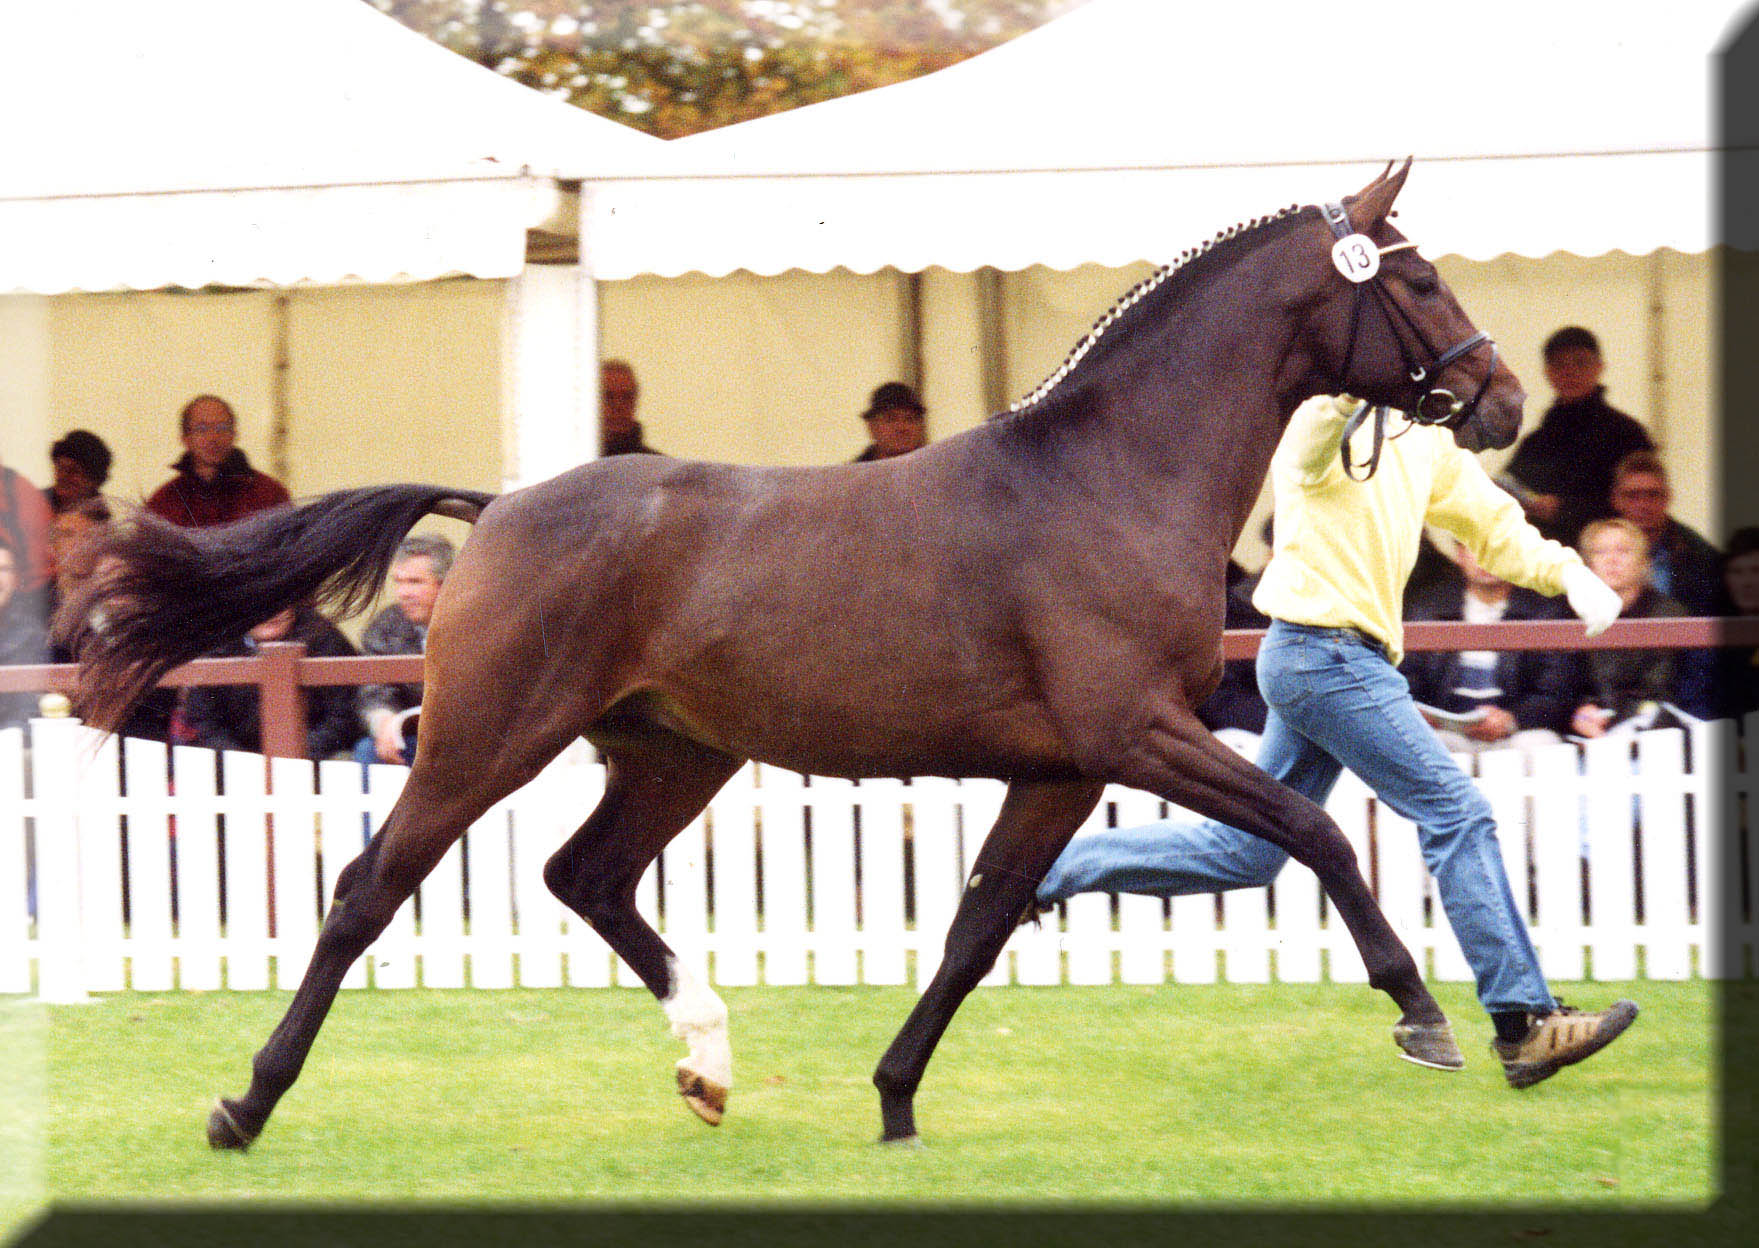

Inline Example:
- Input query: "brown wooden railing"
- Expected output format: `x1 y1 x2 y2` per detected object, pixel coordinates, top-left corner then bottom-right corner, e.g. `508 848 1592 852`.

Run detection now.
2 617 1757 760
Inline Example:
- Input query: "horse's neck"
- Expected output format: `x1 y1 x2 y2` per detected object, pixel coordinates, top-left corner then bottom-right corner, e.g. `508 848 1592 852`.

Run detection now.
1092 308 1295 547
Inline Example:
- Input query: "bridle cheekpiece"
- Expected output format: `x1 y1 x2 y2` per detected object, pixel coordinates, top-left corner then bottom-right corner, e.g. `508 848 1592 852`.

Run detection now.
1318 200 1499 478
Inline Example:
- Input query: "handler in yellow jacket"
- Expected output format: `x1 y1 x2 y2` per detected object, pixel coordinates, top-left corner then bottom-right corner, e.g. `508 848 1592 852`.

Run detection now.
1039 395 1639 1088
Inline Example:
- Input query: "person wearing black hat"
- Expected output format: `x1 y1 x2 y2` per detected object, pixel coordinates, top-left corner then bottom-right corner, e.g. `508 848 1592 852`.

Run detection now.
853 381 929 462
600 359 663 457
46 428 113 515
1499 326 1654 547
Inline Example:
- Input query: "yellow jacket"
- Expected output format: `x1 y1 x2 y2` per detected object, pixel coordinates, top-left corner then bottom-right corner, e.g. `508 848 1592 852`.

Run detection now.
1252 396 1585 665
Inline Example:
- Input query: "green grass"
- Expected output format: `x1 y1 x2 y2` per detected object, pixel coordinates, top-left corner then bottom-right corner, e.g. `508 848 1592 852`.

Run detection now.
4 978 1717 1222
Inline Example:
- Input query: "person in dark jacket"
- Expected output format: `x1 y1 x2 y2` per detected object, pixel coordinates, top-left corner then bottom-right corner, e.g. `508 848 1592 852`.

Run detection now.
353 535 452 765
183 604 359 759
45 429 113 516
852 382 929 462
1569 519 1708 731
1402 540 1579 753
600 360 663 457
1500 327 1654 547
144 395 290 528
1607 450 1723 616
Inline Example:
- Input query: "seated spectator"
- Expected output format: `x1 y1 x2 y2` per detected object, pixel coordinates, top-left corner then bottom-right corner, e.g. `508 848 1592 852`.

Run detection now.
1500 326 1655 546
183 604 359 760
1713 527 1759 721
49 532 176 743
1404 540 1577 754
46 497 112 617
1196 559 1270 756
600 360 663 457
1 445 53 602
1401 529 1461 615
853 382 930 461
145 394 290 527
354 534 452 766
45 429 113 516
0 534 51 731
1569 519 1707 734
1608 450 1723 616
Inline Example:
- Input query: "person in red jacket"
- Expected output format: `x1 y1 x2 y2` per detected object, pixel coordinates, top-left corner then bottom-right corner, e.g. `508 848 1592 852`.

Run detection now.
144 395 290 527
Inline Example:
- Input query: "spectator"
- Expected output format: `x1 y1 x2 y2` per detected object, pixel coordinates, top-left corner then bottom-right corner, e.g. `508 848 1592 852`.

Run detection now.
354 534 452 766
1569 519 1705 734
853 382 929 461
1713 527 1759 720
45 429 113 516
1403 539 1576 754
1401 529 1462 615
1500 327 1654 546
0 444 53 599
1607 450 1723 616
46 497 112 617
183 604 360 760
1196 559 1270 755
600 360 662 457
49 530 176 743
144 395 290 527
0 534 51 731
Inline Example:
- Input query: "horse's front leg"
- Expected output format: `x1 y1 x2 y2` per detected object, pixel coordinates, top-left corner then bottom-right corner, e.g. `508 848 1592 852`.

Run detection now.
871 778 1104 1144
1108 704 1445 1029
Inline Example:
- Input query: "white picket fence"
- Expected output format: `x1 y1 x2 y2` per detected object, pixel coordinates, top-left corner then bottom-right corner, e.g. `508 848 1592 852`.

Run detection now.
1 713 1752 1000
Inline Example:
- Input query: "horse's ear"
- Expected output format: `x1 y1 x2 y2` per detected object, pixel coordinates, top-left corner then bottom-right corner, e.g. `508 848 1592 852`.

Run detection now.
1348 157 1412 228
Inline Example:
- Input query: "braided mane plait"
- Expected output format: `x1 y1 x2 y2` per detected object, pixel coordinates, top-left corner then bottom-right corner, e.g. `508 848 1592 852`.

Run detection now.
1005 202 1306 416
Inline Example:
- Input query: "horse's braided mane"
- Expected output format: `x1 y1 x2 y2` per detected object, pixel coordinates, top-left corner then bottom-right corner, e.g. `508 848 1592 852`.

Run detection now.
997 202 1310 421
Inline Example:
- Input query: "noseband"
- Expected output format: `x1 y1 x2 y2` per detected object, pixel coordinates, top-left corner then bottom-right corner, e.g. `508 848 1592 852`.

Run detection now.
1319 201 1499 472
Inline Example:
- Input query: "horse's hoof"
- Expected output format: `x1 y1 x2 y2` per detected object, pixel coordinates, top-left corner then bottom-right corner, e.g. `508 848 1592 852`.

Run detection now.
206 1098 257 1151
676 1066 727 1126
879 1133 925 1149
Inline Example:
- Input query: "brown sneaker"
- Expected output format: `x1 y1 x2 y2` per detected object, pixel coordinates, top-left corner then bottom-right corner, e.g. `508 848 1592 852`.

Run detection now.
1393 1017 1465 1070
1492 1000 1639 1089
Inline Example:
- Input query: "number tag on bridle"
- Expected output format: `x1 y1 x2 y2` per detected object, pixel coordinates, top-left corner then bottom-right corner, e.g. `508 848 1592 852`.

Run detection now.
1330 234 1380 283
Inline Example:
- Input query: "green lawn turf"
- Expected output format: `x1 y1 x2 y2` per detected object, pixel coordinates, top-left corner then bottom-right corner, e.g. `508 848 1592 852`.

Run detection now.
5 977 1717 1221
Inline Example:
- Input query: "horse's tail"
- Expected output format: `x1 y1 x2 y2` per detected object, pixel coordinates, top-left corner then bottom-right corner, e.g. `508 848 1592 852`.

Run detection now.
59 484 496 733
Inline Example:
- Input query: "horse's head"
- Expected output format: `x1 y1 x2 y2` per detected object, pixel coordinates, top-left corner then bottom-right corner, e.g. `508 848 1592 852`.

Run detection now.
1296 160 1525 452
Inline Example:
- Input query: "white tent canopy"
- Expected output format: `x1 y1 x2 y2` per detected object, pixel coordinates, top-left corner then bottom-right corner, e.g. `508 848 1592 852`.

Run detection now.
587 0 1745 278
0 0 664 293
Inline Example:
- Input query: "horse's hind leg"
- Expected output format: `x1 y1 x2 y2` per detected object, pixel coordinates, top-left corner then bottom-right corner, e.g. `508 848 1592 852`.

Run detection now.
542 731 743 1125
208 723 585 1151
872 778 1104 1144
208 768 495 1148
1113 704 1445 1028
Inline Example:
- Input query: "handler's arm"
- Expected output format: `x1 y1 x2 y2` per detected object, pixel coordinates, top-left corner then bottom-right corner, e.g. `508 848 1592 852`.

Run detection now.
1427 446 1584 597
1274 395 1359 486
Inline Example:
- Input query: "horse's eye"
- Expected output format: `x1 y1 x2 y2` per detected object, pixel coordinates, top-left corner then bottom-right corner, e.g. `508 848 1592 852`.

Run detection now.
1408 273 1440 297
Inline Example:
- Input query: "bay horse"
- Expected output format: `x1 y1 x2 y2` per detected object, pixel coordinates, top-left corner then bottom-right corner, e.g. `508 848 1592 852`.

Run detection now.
66 161 1526 1149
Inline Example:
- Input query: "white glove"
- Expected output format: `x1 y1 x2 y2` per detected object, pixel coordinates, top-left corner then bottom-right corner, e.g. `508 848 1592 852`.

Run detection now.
1562 563 1622 637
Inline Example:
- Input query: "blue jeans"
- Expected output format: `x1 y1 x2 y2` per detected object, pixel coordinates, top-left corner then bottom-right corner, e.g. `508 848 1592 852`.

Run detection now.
1040 620 1555 1015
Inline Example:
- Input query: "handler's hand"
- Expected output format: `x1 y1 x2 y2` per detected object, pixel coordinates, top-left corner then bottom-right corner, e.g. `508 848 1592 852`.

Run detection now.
1563 564 1622 637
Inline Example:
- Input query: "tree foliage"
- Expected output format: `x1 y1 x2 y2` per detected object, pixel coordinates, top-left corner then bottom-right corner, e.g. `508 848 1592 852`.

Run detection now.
370 0 1089 138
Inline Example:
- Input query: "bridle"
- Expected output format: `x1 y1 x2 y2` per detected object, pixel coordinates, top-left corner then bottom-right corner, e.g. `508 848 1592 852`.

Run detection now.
1319 200 1500 478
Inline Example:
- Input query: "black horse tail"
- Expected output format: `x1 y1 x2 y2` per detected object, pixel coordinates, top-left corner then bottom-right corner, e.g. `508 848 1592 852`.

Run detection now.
59 484 496 733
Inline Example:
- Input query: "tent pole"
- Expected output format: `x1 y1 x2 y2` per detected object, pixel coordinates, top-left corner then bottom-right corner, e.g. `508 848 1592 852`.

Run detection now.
1646 250 1668 450
976 267 1009 416
269 293 292 489
902 269 924 391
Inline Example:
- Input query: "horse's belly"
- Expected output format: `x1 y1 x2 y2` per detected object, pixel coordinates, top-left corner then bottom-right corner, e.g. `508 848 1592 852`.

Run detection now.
631 680 1077 782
